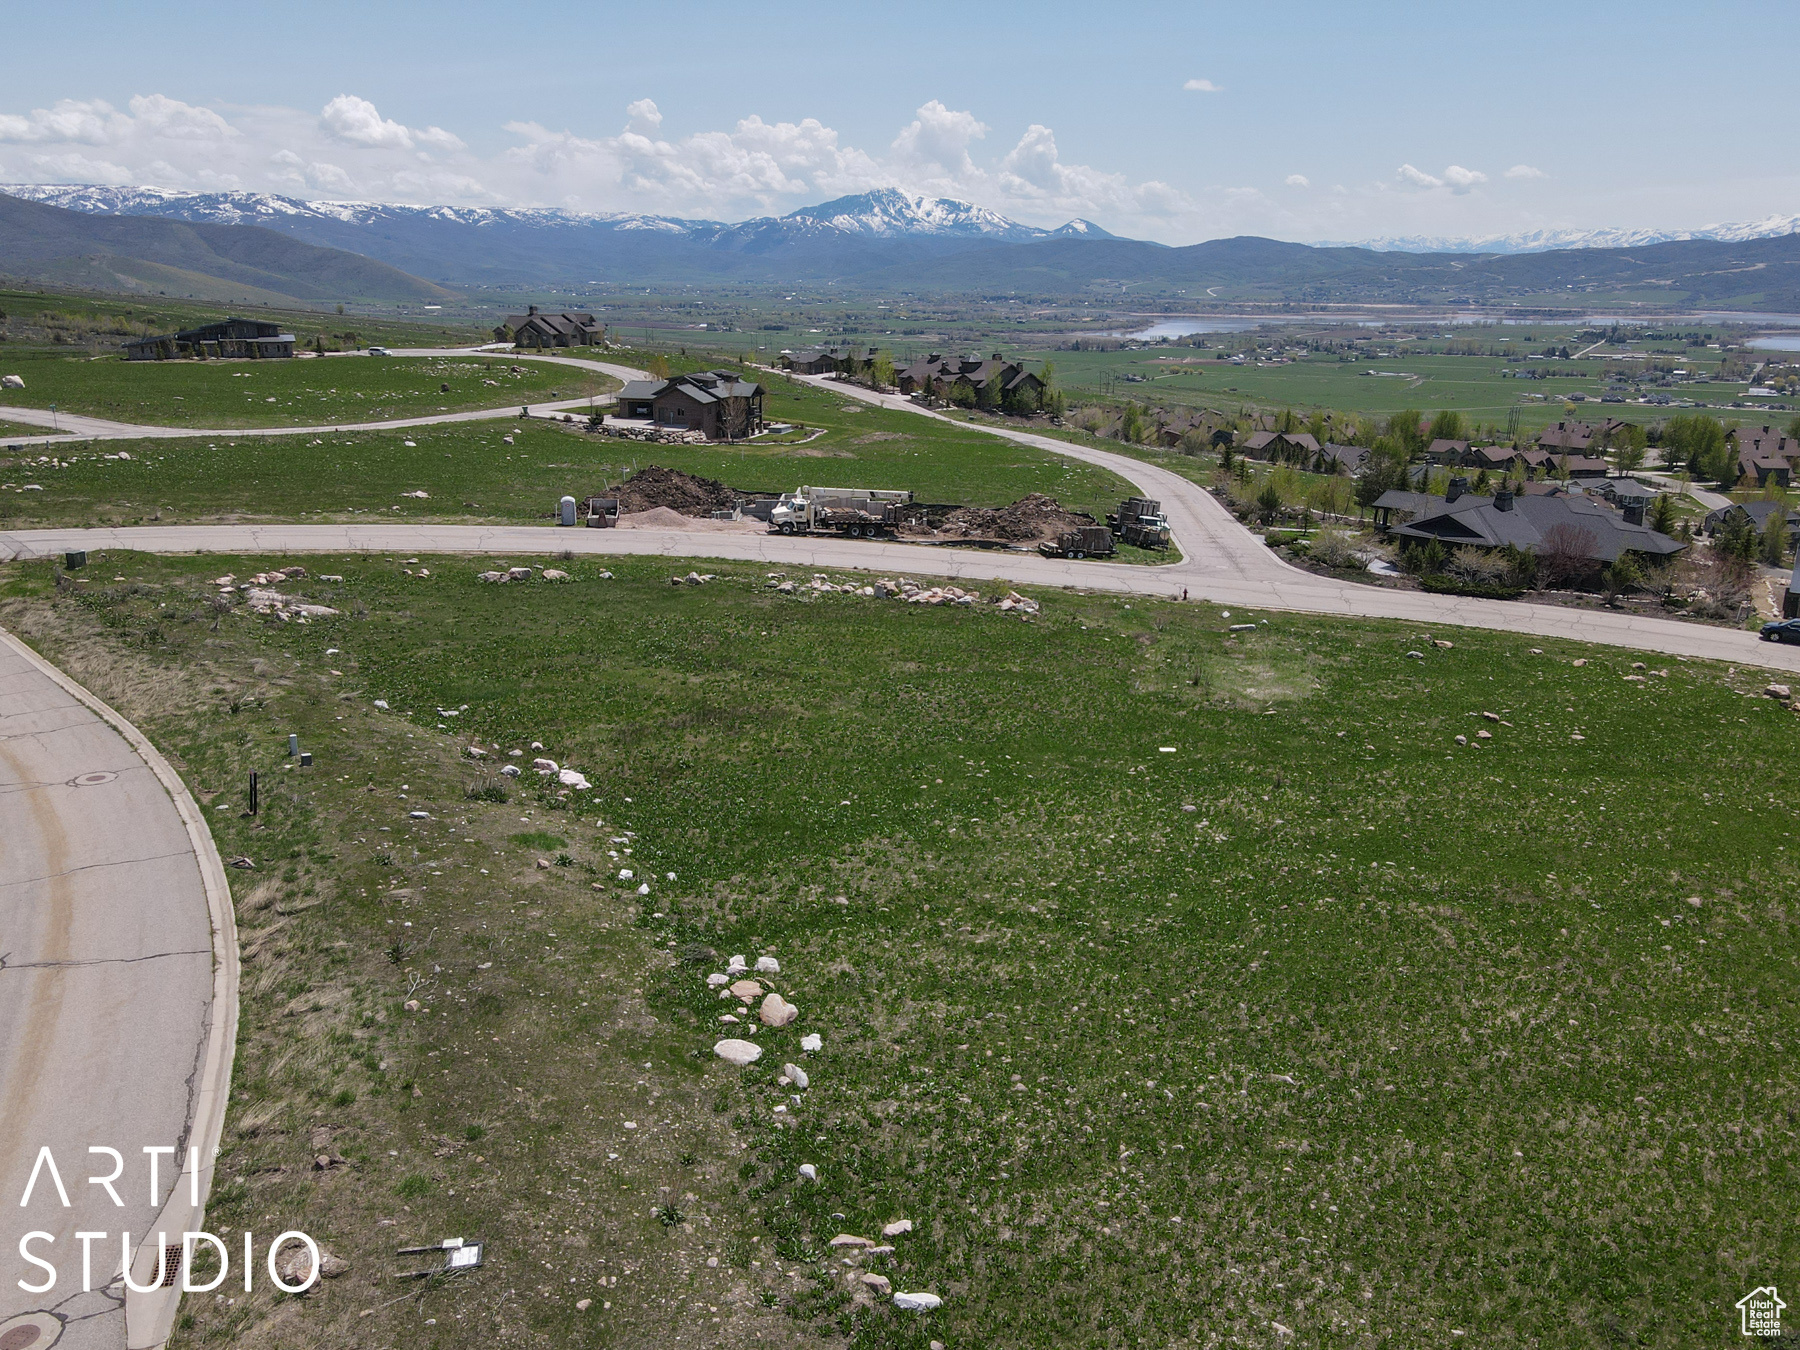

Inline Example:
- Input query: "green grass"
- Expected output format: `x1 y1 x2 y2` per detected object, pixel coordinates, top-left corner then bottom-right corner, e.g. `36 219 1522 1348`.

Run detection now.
1019 345 1762 431
0 350 616 429
0 375 1139 528
0 420 46 440
4 550 1794 1349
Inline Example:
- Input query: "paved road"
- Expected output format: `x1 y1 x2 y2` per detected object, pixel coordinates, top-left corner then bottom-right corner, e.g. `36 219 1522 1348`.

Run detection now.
2 519 1797 674
0 630 237 1350
0 350 645 447
4 351 1794 671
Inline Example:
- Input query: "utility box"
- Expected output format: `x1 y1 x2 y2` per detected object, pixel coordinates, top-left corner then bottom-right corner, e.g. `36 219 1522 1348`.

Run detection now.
64 550 87 570
558 495 577 526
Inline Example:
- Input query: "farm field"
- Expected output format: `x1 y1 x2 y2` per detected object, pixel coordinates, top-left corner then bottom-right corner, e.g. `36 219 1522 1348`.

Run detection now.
0 371 1138 529
0 350 618 429
2 553 1793 1349
1017 345 1766 431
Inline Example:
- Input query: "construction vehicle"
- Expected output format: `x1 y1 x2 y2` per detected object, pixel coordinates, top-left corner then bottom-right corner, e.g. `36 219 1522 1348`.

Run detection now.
770 486 913 538
1108 496 1172 550
1038 524 1116 559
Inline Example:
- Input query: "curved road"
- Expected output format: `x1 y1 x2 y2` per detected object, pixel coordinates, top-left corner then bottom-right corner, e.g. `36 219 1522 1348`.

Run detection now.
2 350 1795 672
0 350 644 446
0 629 237 1350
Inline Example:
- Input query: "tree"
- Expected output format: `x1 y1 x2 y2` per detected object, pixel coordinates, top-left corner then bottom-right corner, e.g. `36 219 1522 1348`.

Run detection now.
1426 409 1466 443
870 353 895 391
1761 509 1789 567
1385 409 1426 460
1354 438 1411 509
1505 406 1523 447
1603 550 1643 596
1118 402 1146 444
1789 413 1800 443
1648 490 1678 537
1538 523 1600 588
1256 480 1283 523
1610 422 1647 476
647 354 671 380
1666 412 1731 484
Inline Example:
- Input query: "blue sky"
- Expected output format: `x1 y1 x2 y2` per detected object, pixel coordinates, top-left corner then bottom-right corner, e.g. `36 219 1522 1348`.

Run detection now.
3 0 1795 244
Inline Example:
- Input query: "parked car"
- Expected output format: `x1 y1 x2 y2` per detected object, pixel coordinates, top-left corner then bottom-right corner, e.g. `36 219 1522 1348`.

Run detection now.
1759 618 1800 643
366 346 388 356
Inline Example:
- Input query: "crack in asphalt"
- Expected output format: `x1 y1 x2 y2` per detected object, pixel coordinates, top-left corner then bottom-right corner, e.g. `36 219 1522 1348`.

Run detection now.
0 947 212 973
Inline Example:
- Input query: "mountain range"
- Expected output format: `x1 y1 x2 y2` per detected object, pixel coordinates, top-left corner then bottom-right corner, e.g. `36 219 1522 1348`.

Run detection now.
5 182 1800 312
1339 214 1800 254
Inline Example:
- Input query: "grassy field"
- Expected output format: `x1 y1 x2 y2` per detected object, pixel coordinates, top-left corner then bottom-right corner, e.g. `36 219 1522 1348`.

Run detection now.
0 370 1139 529
1018 345 1770 432
0 350 617 429
2 551 1794 1349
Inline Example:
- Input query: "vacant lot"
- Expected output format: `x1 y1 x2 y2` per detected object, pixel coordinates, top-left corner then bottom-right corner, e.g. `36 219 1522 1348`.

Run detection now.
0 351 616 428
2 551 1793 1349
0 375 1138 529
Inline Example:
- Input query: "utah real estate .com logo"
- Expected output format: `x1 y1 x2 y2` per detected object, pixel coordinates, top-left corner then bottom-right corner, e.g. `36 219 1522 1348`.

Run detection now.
1737 1286 1785 1338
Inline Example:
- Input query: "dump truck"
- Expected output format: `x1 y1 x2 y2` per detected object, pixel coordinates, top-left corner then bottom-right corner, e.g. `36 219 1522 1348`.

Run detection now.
770 486 914 538
1038 524 1116 559
1108 496 1172 550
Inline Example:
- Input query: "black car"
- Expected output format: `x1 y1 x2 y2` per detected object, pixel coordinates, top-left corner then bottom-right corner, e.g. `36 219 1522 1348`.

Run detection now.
1760 618 1800 643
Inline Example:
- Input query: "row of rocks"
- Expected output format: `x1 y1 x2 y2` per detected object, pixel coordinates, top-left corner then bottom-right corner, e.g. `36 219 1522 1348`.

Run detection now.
671 571 716 585
478 566 573 583
708 950 942 1317
592 423 710 445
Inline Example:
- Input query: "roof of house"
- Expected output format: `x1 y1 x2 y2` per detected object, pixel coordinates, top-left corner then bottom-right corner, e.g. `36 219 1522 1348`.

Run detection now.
1392 491 1686 562
619 370 763 407
1730 425 1799 460
1426 438 1470 458
616 380 664 401
1468 445 1518 466
1317 443 1369 470
1705 499 1800 529
1554 454 1612 474
506 309 598 334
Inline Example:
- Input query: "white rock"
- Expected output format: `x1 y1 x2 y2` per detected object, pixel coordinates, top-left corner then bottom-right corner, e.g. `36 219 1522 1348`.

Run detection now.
756 955 781 974
533 757 559 773
466 746 487 758
714 1039 762 1066
729 978 764 1000
619 868 634 880
760 993 799 1028
636 883 650 895
506 566 533 581
784 1063 809 1090
882 1219 913 1238
373 699 389 710
727 954 748 973
706 973 729 987
830 1234 873 1249
894 1292 942 1312
860 1272 892 1295
500 764 521 777
801 1033 823 1052
409 810 430 819
558 768 590 790
542 569 571 582
798 1164 818 1182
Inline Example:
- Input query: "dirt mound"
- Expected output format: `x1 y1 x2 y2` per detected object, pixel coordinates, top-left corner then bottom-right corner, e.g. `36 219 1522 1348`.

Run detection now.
608 465 740 517
936 493 1097 543
616 506 762 533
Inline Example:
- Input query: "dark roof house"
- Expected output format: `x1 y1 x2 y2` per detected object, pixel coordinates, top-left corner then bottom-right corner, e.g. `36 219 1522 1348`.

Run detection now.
1390 484 1686 564
1703 499 1800 537
501 306 603 348
124 317 294 361
613 370 764 440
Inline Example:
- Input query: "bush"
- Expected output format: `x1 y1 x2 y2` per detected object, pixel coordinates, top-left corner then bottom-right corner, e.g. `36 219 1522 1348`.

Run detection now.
1308 528 1362 570
1418 574 1525 600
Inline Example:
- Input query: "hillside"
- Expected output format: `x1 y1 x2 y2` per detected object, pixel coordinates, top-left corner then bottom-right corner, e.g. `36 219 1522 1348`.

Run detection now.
0 192 458 304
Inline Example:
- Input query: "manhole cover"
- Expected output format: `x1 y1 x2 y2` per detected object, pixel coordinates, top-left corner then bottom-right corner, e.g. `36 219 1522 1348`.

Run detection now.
0 1313 62 1349
68 771 118 787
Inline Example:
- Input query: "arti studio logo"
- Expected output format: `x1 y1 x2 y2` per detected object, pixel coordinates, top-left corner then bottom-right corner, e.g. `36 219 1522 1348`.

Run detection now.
1737 1286 1785 1338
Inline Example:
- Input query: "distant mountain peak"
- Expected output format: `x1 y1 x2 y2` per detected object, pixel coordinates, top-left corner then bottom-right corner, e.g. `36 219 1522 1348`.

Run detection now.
1336 214 1800 255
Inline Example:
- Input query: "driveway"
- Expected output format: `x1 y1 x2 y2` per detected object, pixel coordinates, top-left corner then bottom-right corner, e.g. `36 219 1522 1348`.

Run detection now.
0 630 236 1350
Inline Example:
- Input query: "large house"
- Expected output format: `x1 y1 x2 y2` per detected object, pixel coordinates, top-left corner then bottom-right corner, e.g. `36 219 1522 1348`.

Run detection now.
1703 499 1800 539
896 352 1043 406
1239 430 1321 464
1537 418 1629 452
123 318 295 361
1377 479 1685 566
499 306 604 348
1729 426 1800 487
613 370 765 440
780 346 879 375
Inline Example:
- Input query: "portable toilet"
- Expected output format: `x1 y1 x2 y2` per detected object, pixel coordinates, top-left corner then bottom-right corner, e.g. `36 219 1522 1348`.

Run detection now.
558 495 577 526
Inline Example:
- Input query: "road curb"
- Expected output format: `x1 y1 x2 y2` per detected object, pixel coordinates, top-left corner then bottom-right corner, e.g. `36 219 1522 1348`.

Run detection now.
0 625 240 1350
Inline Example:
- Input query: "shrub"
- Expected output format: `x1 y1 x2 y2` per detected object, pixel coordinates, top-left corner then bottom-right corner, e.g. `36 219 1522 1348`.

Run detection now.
1308 528 1362 570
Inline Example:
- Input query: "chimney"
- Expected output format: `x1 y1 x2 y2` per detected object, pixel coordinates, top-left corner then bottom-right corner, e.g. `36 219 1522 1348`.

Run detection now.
1446 476 1469 503
1494 488 1514 512
992 351 1004 361
528 304 538 316
1624 503 1645 526
927 353 941 363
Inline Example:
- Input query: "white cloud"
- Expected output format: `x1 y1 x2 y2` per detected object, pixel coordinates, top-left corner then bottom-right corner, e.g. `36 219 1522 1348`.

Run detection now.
1183 78 1222 93
1397 163 1442 189
319 94 463 153
1284 174 1310 188
0 98 132 145
890 100 988 177
1398 163 1488 195
127 94 235 141
1443 164 1487 193
624 98 662 136
1505 163 1545 179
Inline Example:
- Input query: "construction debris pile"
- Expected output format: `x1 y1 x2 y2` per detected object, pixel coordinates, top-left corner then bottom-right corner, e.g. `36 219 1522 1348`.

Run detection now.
930 493 1097 543
607 466 742 516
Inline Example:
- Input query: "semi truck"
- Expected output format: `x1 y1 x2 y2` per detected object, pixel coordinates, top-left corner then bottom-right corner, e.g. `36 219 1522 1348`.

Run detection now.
769 486 914 538
1108 496 1172 550
1038 524 1117 559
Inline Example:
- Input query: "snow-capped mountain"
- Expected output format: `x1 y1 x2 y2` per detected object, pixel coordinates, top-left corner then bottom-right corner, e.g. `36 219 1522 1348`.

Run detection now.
1340 214 1800 254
